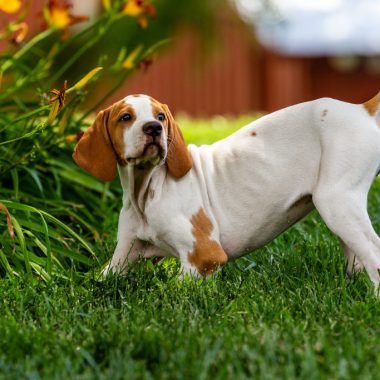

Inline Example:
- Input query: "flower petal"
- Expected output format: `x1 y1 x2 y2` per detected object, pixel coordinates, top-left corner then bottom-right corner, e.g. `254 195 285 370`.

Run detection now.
68 67 103 92
46 0 88 34
122 45 143 70
122 0 143 17
102 0 111 11
13 22 29 44
0 0 21 14
138 15 148 29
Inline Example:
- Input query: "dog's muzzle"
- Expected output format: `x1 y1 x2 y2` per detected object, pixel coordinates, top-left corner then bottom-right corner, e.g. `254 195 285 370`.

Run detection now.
143 122 162 137
127 122 166 166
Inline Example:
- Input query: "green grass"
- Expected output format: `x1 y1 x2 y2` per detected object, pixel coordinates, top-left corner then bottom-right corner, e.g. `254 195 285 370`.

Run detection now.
1 116 380 379
179 114 259 145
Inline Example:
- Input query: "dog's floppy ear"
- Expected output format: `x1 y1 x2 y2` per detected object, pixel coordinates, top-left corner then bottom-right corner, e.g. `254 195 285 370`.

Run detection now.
163 104 193 178
73 108 117 181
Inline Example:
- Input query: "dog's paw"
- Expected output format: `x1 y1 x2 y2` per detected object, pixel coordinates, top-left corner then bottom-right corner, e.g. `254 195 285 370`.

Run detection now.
100 262 112 277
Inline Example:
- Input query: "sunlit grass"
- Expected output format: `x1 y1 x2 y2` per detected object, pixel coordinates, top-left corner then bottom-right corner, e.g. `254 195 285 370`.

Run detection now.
179 114 261 145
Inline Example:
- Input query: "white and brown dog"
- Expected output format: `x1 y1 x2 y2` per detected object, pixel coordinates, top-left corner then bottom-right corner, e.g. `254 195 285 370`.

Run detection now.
73 93 380 288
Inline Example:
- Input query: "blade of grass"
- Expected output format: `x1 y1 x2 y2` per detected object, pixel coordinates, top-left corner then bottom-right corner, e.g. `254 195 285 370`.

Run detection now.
39 212 52 274
10 215 32 276
0 200 97 260
0 249 19 277
10 169 19 199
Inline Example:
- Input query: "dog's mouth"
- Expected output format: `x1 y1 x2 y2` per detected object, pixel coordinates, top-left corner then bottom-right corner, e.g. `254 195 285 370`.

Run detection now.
126 142 165 167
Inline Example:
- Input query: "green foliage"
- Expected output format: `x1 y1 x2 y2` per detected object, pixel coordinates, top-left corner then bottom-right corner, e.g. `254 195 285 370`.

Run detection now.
0 0 219 279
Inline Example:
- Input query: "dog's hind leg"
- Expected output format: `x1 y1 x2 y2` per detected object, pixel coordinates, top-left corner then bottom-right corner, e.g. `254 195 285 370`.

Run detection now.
312 145 380 288
314 190 380 289
312 111 380 289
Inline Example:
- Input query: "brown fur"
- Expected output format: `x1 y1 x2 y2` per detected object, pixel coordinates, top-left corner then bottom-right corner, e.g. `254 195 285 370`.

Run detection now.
162 104 193 178
188 208 228 275
363 92 380 116
150 99 163 119
73 100 134 181
72 107 117 181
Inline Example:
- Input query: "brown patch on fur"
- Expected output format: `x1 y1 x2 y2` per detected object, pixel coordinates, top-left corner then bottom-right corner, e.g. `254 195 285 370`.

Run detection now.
146 96 192 178
73 100 136 180
151 102 162 116
149 188 155 200
109 102 137 166
162 104 193 178
188 208 228 275
251 131 257 136
363 92 380 116
149 97 169 135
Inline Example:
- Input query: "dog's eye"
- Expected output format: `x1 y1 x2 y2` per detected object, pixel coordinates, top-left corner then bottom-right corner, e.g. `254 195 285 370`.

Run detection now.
157 113 165 122
120 113 132 122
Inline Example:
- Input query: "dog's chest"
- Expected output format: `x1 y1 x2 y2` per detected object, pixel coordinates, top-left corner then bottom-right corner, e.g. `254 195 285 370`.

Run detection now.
135 219 178 257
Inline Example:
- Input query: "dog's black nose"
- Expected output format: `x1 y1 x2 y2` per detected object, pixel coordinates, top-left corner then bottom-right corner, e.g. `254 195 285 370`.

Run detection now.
143 122 162 137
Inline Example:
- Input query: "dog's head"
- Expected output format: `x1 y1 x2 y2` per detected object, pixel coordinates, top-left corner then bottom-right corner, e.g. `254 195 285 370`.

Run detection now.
73 95 192 181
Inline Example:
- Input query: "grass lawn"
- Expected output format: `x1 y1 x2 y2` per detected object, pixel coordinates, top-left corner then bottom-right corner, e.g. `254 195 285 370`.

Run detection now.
1 115 380 379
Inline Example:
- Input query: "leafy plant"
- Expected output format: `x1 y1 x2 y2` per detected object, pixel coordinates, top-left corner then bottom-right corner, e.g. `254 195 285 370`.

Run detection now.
0 0 219 279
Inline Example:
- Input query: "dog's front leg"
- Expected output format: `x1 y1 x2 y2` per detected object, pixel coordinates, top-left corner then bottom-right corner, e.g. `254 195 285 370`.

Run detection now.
167 212 228 278
106 237 144 274
103 206 143 275
179 239 228 278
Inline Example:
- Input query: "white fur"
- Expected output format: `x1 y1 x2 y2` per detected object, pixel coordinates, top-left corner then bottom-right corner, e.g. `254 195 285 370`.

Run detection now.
122 95 168 161
105 96 380 289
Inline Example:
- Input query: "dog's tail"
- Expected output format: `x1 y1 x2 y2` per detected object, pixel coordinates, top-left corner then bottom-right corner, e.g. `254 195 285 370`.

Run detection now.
363 91 380 126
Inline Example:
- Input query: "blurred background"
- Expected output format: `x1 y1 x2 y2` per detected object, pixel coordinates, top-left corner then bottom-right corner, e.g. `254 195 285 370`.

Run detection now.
2 0 380 116
117 0 380 115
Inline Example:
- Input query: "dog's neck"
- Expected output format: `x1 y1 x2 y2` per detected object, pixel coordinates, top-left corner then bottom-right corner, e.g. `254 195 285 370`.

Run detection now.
118 162 160 220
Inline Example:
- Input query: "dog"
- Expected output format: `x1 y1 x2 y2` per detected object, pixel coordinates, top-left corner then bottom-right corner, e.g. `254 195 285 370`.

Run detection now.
73 93 380 288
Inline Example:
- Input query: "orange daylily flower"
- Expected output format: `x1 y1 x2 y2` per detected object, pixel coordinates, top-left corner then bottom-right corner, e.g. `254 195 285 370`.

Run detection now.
12 22 28 45
50 80 67 111
0 0 21 14
46 0 88 36
122 0 143 16
47 80 67 125
122 0 156 29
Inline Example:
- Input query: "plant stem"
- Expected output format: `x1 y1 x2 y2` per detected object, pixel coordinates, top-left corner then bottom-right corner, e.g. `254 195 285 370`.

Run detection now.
78 71 130 122
47 17 118 86
8 106 50 125
0 29 55 74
